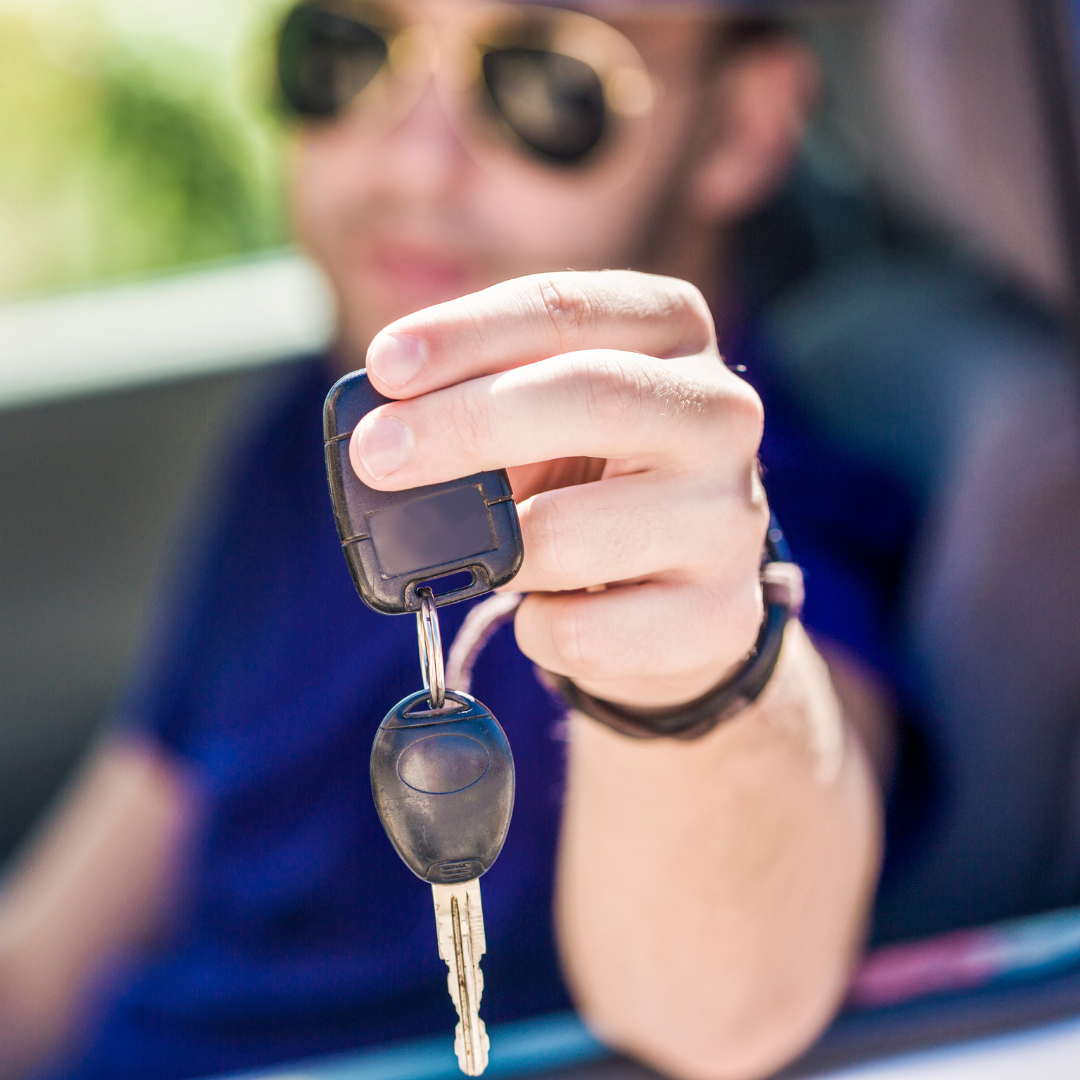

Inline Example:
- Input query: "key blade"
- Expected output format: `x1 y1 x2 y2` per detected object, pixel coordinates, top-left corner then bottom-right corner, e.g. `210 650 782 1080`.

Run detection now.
432 880 489 1076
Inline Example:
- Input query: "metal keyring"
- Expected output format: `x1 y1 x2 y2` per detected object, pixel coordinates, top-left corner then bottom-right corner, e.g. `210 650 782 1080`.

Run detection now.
416 587 445 709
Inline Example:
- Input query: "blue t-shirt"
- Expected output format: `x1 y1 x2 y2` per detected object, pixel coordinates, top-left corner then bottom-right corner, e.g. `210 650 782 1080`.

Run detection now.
54 349 912 1080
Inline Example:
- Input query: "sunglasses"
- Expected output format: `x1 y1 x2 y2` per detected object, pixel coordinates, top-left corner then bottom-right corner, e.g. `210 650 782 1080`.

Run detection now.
277 0 657 168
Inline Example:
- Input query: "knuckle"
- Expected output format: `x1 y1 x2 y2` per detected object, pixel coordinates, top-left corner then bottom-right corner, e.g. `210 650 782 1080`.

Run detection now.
734 497 772 571
749 486 771 539
668 278 714 333
647 275 715 353
536 274 596 350
697 377 765 459
731 380 765 444
576 354 663 435
604 271 716 354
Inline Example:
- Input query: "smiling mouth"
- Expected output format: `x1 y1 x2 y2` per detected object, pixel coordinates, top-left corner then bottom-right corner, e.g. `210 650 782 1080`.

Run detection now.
367 240 476 300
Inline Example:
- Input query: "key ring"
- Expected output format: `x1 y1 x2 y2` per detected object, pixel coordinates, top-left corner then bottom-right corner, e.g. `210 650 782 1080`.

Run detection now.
416 586 446 709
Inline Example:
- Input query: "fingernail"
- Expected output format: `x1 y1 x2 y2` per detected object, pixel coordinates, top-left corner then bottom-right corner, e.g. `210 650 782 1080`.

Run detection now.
367 332 426 389
355 415 414 479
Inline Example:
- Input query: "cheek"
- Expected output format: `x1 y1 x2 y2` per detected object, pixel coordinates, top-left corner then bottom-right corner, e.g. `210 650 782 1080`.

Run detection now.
291 156 332 278
466 107 694 272
291 133 352 246
289 135 375 348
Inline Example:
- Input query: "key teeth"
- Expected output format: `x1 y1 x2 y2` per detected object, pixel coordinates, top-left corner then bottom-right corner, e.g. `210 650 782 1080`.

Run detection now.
469 898 486 955
433 881 489 1076
454 1017 489 1076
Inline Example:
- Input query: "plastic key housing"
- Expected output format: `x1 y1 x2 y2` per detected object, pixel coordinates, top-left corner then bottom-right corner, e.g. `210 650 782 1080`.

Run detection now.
371 689 515 884
324 370 523 613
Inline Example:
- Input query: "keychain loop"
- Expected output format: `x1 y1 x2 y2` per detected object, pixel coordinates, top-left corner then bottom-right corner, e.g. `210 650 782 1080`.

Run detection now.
416 587 446 709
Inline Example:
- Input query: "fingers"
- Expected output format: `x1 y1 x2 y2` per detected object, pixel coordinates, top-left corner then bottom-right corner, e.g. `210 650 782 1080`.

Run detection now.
514 577 765 708
364 271 716 398
511 474 763 593
512 484 768 704
349 349 763 488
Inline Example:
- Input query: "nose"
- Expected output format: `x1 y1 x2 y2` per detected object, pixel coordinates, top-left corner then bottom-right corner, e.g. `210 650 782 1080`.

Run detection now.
375 78 472 198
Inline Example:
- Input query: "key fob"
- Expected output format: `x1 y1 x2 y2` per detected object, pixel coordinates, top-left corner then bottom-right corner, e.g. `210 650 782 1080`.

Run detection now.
371 690 515 884
324 370 524 613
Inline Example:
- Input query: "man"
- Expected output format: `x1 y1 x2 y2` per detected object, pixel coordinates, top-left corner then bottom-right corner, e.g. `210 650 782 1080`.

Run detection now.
0 3 891 1078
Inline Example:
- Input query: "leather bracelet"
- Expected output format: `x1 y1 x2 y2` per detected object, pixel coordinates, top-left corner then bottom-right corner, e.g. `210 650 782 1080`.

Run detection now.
542 517 804 739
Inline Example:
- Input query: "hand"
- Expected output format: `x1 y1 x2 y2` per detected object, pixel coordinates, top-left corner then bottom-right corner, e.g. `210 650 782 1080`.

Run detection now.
353 271 769 709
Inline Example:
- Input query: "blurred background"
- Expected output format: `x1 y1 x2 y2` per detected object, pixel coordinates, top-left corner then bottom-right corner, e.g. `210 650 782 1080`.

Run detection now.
0 0 335 861
4 0 1080 1071
0 0 1077 947
0 0 286 298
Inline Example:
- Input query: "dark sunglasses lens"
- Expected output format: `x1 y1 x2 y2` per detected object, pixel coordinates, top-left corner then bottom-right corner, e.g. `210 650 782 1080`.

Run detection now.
278 4 388 117
482 49 606 164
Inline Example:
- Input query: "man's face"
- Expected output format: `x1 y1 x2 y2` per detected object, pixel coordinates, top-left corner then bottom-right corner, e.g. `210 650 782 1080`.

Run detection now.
290 1 717 357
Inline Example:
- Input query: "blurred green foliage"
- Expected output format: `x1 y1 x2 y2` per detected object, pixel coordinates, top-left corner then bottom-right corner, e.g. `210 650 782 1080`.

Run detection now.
0 2 291 299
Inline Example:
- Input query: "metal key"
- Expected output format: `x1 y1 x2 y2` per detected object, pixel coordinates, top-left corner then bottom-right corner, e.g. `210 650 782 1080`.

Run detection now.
370 600 514 1076
325 366 521 1073
432 879 489 1075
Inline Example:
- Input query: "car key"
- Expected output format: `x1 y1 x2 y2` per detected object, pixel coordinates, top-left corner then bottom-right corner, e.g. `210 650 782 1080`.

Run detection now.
370 597 514 1076
431 878 488 1076
323 369 523 614
325 369 520 1074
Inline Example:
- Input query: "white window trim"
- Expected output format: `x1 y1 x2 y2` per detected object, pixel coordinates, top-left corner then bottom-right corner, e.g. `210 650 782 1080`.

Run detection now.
0 250 336 410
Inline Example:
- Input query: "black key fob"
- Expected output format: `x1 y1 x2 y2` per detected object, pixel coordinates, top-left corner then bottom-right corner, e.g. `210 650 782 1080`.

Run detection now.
324 370 524 613
370 689 515 884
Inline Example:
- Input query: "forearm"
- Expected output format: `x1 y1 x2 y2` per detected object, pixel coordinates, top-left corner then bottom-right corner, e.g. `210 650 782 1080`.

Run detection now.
0 738 188 1077
555 622 882 1080
357 271 883 1076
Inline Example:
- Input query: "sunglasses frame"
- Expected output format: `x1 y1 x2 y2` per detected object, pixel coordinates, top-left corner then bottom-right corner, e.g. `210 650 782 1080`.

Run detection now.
278 0 658 170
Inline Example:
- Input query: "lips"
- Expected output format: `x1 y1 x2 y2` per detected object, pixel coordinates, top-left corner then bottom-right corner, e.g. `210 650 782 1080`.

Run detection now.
367 239 475 304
